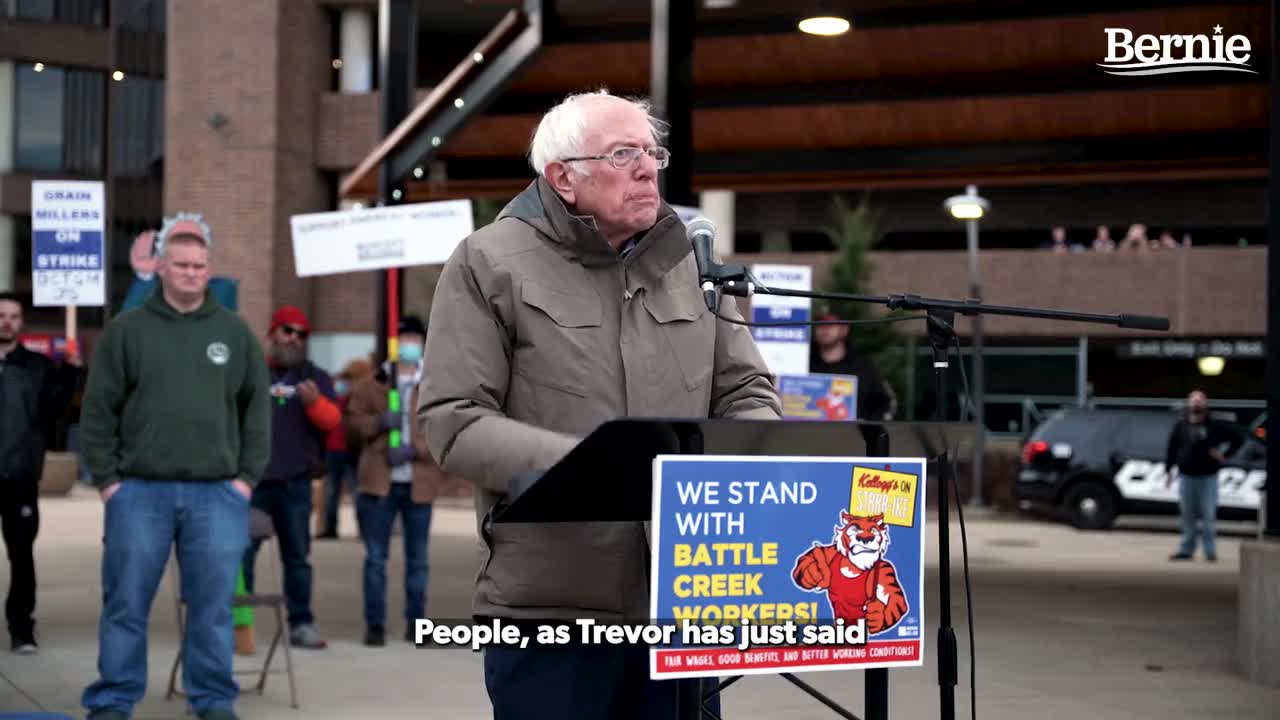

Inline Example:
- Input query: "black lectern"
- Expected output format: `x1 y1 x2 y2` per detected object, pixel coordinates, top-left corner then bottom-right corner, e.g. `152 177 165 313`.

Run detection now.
494 417 976 720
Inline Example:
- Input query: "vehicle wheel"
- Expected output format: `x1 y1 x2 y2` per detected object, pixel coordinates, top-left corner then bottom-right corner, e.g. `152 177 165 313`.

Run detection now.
1062 479 1118 530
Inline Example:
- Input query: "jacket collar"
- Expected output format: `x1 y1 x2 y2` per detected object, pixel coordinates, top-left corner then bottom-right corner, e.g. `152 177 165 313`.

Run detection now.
498 177 691 291
0 343 34 366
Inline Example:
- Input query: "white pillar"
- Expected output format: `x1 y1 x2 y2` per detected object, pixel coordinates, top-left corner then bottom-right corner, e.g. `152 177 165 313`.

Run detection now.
339 8 374 93
700 189 735 257
0 61 14 291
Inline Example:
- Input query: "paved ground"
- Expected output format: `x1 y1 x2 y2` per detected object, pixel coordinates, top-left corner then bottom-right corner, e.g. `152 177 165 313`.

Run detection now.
1 487 1276 719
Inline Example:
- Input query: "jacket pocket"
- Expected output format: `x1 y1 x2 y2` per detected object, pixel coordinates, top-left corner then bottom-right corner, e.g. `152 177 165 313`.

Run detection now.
481 520 638 614
513 281 602 398
642 288 714 392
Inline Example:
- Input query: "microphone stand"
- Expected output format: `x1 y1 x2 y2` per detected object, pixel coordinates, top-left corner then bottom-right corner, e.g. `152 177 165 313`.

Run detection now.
700 260 1169 720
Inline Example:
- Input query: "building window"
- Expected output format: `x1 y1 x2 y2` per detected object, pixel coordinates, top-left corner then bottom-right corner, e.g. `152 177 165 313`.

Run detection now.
112 75 164 178
15 63 105 175
8 0 106 25
117 0 163 32
14 64 64 172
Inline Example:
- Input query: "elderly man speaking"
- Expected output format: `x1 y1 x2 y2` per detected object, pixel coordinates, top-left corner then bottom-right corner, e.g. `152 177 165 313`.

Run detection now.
418 90 781 717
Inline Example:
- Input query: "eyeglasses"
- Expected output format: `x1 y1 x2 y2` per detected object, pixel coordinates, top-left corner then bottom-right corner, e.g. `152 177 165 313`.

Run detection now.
562 146 670 170
280 324 308 339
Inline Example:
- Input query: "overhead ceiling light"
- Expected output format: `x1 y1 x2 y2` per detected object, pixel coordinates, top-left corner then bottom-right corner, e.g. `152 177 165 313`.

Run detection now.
112 70 125 81
798 15 850 36
944 185 990 220
1197 356 1225 376
33 62 45 72
703 0 738 8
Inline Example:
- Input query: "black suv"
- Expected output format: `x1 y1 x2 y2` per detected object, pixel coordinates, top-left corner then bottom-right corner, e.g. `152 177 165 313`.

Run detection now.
1014 408 1267 529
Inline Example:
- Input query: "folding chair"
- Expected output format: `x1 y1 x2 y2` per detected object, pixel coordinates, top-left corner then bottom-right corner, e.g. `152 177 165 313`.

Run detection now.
166 507 299 710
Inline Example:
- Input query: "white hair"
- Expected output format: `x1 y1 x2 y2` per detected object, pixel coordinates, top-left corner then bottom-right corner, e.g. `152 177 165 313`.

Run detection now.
527 89 668 177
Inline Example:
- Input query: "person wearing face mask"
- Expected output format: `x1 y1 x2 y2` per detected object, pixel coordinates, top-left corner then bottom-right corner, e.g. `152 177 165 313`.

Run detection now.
1165 390 1244 562
343 316 449 646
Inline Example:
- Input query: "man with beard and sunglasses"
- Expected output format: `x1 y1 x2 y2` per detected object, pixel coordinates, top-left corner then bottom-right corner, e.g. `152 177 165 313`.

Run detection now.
240 306 341 649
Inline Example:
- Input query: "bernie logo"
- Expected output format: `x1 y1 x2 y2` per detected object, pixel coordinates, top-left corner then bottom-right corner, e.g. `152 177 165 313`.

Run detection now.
1099 25 1255 76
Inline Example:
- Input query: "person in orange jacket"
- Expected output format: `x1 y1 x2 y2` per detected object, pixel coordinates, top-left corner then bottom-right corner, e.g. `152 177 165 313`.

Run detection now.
317 357 373 539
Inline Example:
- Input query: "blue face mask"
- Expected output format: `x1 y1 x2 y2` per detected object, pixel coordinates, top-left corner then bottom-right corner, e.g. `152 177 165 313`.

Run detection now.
398 343 423 364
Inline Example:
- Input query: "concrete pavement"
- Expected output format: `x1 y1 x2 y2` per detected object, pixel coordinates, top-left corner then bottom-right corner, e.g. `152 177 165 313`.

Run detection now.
1 486 1276 719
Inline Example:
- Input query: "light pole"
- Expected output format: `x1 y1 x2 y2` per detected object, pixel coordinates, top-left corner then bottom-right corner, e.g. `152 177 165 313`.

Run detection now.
944 185 989 508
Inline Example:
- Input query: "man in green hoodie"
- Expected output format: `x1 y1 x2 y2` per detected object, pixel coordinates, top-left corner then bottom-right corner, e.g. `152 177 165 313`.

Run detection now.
78 214 271 720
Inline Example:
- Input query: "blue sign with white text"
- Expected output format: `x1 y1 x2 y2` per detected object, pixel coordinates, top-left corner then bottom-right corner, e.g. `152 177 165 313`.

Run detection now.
33 230 104 270
750 306 810 344
649 455 927 679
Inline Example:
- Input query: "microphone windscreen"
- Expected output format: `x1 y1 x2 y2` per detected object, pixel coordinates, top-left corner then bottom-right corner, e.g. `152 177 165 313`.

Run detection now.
686 217 716 239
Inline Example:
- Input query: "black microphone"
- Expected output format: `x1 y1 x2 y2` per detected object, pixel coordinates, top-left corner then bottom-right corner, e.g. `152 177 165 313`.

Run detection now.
1117 313 1171 331
687 216 719 312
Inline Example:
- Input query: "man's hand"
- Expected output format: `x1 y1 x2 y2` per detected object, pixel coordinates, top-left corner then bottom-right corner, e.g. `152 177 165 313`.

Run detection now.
231 479 252 499
296 380 320 406
100 482 123 502
386 445 418 467
1209 448 1226 463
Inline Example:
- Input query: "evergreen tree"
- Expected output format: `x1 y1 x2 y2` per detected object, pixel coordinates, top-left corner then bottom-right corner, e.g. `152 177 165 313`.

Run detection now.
472 196 509 229
817 193 912 416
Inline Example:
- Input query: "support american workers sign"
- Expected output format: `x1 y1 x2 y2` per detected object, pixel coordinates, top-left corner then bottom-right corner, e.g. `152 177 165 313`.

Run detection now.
648 455 927 679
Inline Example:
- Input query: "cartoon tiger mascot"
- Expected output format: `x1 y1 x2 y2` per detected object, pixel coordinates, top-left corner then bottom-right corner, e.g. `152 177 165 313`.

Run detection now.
791 511 908 634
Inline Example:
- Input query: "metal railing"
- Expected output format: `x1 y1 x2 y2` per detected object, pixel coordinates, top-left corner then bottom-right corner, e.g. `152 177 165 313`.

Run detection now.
970 393 1266 439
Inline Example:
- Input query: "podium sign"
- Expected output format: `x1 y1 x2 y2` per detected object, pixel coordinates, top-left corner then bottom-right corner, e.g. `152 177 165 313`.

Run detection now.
778 373 859 421
648 455 927 679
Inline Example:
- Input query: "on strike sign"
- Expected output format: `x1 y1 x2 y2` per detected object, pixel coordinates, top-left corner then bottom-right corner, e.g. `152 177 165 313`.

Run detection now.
31 180 106 307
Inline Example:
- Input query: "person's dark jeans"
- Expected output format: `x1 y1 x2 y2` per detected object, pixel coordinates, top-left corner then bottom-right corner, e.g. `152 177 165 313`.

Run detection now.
322 450 355 536
355 485 432 630
484 641 722 720
81 479 248 717
1 480 39 641
242 477 315 628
